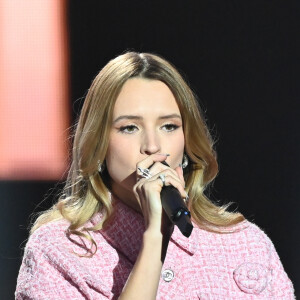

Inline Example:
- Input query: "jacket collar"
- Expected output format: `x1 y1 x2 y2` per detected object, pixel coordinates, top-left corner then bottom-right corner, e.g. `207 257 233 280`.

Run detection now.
94 196 198 264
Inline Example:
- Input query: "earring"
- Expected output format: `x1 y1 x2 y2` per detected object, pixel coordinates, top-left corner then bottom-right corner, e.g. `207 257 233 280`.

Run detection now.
181 154 189 169
98 160 106 173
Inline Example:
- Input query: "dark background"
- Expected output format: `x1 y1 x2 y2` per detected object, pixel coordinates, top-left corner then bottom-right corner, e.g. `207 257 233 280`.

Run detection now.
1 1 299 298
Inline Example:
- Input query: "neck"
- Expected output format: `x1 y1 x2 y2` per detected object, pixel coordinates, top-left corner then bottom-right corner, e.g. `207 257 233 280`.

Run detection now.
111 182 142 214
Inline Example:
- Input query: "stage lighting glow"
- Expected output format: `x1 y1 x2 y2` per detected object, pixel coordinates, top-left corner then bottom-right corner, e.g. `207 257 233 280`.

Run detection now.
0 0 69 180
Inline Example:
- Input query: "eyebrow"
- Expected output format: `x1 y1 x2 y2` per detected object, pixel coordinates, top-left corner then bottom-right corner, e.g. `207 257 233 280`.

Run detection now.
113 114 182 123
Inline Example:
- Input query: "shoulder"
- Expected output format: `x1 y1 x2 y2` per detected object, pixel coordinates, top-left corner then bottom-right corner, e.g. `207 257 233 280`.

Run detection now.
26 218 70 251
192 220 295 297
227 220 295 297
227 220 280 255
226 219 275 246
21 219 75 273
194 219 273 242
213 219 279 255
192 219 285 269
17 219 115 299
25 217 117 262
26 218 109 257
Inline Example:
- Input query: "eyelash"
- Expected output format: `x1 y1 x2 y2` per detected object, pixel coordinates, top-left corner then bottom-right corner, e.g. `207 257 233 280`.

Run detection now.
119 124 179 134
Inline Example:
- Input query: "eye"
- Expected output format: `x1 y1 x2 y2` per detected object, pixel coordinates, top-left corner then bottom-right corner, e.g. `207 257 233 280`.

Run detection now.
119 125 138 134
162 124 179 132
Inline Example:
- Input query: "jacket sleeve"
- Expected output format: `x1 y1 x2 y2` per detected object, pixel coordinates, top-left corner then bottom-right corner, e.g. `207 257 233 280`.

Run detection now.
266 233 295 299
231 222 295 299
15 241 112 300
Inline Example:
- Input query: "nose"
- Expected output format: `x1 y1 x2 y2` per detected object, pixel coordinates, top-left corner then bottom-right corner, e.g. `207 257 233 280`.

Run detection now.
140 129 161 155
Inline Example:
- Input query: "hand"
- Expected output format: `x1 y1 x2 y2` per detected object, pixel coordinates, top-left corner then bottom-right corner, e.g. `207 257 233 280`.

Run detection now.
133 153 186 232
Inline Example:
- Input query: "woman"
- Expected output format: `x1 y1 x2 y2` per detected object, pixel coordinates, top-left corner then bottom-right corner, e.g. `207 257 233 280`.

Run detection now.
16 52 294 299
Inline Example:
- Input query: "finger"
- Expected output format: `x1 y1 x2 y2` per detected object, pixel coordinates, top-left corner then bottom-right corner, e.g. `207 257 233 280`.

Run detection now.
174 165 185 187
133 177 148 206
137 167 152 179
136 153 170 181
155 174 187 199
152 170 185 194
136 153 169 171
150 168 182 186
148 161 178 178
151 165 185 188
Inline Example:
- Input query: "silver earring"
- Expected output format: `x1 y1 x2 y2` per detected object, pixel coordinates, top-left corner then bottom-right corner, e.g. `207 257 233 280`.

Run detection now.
181 154 189 169
98 160 106 173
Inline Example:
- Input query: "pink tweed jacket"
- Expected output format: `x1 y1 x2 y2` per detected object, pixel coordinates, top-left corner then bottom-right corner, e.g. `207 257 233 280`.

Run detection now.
16 199 295 299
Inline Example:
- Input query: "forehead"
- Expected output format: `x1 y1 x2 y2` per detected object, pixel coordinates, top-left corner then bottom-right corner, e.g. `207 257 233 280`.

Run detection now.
113 78 180 116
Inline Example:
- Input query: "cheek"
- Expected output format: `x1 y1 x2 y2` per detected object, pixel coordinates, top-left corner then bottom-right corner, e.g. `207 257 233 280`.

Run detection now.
105 135 136 180
179 131 185 148
174 132 185 157
107 132 136 154
163 131 185 167
172 129 185 149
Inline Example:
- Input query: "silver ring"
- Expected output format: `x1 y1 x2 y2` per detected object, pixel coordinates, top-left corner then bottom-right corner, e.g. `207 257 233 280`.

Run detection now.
159 174 166 186
138 167 152 179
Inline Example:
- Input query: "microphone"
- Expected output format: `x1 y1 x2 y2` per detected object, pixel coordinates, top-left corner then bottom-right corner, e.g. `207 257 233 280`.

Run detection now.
160 161 193 237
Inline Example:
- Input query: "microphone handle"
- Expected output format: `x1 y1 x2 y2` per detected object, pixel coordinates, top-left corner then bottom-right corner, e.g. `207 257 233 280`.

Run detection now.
160 185 193 237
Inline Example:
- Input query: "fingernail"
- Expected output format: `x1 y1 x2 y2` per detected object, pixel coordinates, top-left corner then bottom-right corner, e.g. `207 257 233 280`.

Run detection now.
183 192 189 203
158 153 170 156
179 164 183 175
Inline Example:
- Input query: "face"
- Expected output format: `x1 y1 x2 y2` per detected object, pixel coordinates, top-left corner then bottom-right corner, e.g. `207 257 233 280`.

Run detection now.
105 78 185 206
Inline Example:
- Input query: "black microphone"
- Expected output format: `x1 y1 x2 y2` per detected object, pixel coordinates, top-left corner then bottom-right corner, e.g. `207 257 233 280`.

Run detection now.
160 161 193 237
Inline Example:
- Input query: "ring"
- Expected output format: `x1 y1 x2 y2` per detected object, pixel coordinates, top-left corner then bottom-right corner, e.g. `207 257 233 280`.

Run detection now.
138 167 152 179
159 174 166 186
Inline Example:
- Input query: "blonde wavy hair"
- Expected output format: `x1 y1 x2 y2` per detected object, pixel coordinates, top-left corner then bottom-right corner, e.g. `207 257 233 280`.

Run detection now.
32 52 244 254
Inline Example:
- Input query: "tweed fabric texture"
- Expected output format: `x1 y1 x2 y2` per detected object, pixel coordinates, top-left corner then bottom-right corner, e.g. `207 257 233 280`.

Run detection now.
16 199 295 299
